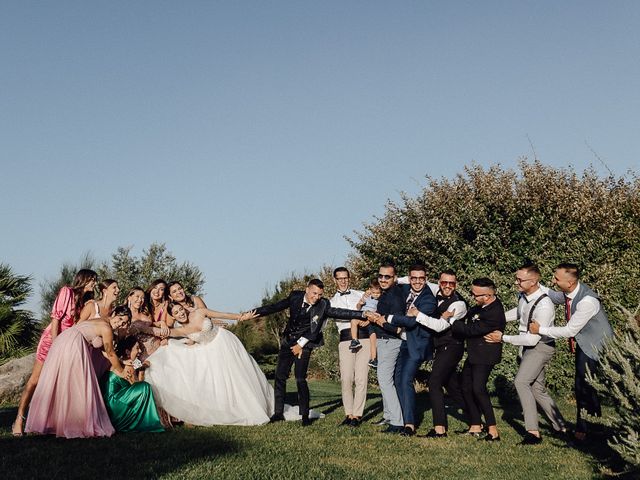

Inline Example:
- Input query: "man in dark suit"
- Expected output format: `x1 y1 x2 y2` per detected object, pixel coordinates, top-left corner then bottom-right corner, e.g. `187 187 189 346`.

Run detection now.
251 278 366 426
369 262 407 433
375 264 437 436
451 277 506 441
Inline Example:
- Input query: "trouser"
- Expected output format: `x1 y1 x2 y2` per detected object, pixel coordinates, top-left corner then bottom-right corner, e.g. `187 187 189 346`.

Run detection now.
575 344 601 433
514 342 566 432
429 343 465 429
338 339 370 417
273 343 312 418
461 360 496 426
394 341 423 426
376 337 403 427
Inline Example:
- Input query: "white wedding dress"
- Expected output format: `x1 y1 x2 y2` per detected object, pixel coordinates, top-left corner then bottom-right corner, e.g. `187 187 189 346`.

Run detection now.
145 319 321 426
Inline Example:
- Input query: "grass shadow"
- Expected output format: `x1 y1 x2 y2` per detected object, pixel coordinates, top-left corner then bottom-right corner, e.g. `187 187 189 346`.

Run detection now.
0 408 241 480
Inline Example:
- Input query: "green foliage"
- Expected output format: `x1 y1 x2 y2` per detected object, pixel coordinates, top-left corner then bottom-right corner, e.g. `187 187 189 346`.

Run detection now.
39 245 205 323
347 160 639 392
98 243 204 304
0 264 38 363
588 305 640 472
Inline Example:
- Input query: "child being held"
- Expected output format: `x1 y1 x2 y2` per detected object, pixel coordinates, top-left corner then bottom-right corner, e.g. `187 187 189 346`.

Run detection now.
351 279 382 368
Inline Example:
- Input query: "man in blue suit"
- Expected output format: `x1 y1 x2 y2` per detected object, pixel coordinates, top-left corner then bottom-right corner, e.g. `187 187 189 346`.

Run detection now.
374 264 438 436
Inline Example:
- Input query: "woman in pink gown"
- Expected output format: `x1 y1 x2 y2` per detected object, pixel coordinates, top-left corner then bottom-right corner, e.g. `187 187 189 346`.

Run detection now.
12 269 98 436
25 306 134 438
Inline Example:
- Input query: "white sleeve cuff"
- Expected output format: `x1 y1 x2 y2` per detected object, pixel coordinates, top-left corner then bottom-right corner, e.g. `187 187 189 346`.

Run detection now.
297 337 309 347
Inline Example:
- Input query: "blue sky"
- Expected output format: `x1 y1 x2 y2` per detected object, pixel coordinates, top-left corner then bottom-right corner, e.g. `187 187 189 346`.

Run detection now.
2 1 638 313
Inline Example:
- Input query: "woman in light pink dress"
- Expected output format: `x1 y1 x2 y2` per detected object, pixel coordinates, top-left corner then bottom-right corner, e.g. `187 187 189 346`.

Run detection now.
12 269 98 436
25 306 134 438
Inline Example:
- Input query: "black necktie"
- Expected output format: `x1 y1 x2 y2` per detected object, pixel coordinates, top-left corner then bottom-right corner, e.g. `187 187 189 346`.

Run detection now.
302 302 310 313
339 290 351 296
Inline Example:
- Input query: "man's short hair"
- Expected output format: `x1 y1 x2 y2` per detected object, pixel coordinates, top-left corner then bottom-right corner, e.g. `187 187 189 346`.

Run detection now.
408 263 427 274
556 263 580 279
518 262 541 276
472 277 496 291
307 278 325 289
379 261 397 275
440 269 456 277
333 267 350 278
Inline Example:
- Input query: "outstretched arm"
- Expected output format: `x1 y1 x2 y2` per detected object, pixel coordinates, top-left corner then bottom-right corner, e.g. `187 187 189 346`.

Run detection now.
252 296 292 317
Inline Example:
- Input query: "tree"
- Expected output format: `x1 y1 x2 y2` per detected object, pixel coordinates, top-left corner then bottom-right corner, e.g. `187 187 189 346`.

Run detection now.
0 264 38 363
40 244 205 320
588 305 640 473
98 243 204 303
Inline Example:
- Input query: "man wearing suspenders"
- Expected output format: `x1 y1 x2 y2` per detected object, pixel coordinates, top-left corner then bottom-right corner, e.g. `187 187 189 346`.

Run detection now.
485 263 566 445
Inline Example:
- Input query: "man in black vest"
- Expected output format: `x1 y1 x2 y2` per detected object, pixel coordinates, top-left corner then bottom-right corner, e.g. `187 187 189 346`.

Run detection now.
252 278 366 426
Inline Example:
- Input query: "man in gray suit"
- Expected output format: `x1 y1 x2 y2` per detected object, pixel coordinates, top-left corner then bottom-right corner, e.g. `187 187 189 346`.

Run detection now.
529 263 613 442
485 263 566 445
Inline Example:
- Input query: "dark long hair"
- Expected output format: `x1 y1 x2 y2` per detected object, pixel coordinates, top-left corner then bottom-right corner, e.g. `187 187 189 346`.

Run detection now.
145 279 168 321
70 269 98 321
168 281 195 308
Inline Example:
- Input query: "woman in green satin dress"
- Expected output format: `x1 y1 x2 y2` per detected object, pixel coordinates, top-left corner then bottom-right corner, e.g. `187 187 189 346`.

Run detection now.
100 336 164 433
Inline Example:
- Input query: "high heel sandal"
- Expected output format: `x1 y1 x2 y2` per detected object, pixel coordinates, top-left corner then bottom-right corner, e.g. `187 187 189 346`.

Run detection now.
12 415 26 437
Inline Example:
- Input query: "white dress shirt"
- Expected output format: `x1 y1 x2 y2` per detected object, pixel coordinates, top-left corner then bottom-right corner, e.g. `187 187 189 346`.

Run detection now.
502 287 554 346
538 282 601 339
330 289 364 332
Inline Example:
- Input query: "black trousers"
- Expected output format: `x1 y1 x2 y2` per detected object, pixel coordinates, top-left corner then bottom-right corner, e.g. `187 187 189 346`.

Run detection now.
429 343 464 429
460 359 496 426
575 344 601 433
274 343 312 418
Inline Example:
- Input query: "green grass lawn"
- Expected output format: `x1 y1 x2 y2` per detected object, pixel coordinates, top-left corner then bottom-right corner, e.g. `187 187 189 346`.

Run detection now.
0 380 624 479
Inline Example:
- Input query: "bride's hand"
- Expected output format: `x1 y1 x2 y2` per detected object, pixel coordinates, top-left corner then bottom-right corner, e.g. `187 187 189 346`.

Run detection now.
239 310 258 322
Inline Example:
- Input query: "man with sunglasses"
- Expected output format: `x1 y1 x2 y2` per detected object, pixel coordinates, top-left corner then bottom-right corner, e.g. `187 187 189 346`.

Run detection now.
451 278 506 441
368 262 407 433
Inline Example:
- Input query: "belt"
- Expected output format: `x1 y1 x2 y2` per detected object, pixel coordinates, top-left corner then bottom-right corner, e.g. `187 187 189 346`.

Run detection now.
339 329 370 342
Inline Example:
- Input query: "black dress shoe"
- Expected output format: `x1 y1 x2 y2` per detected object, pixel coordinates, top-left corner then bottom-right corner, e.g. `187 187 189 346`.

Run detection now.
350 417 362 427
519 433 543 445
269 414 285 423
422 429 447 438
339 416 352 426
482 434 501 442
301 417 313 427
382 425 403 434
372 418 388 426
400 426 416 437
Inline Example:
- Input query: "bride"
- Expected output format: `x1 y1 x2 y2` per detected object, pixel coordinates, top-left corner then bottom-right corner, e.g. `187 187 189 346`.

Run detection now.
145 303 317 426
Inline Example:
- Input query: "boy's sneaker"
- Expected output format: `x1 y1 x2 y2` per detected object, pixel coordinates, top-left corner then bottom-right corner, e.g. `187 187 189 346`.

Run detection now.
349 339 362 352
368 358 378 369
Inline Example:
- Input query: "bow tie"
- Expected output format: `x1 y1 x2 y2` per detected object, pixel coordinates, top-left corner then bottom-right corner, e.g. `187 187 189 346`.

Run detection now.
339 290 351 296
302 302 310 310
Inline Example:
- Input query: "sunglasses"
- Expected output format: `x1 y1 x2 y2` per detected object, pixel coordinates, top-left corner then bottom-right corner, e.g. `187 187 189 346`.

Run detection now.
378 274 393 280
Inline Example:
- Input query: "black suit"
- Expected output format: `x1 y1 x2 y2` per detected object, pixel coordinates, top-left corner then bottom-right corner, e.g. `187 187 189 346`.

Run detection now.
451 299 506 427
254 290 364 418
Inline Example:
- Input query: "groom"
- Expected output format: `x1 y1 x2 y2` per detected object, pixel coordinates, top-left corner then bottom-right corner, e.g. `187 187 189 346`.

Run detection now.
250 279 367 425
